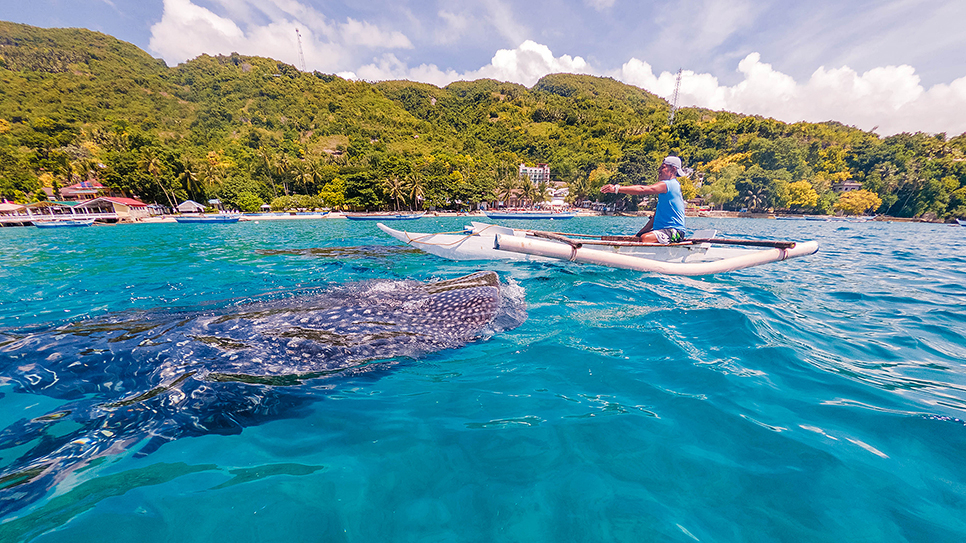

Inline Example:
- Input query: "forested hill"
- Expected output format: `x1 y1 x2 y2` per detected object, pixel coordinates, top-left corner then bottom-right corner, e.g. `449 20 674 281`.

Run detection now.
1 21 964 219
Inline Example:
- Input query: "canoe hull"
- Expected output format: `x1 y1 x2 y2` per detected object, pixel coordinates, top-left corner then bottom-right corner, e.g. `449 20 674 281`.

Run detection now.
346 213 425 221
33 219 96 228
484 212 575 220
175 215 241 223
495 234 819 276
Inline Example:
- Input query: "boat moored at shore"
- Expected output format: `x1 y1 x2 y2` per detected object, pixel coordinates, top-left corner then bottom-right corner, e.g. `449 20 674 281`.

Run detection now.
32 218 97 228
484 210 575 220
174 214 241 224
345 212 425 221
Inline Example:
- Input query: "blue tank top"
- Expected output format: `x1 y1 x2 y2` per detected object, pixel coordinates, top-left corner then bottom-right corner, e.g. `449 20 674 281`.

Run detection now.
652 179 686 231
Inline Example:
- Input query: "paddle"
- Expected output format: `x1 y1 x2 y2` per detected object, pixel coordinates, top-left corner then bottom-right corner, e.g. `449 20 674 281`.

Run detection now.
596 235 796 249
687 238 797 249
530 229 797 250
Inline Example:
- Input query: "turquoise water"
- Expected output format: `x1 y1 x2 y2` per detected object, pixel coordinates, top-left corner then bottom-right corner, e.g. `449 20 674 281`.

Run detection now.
1 217 965 542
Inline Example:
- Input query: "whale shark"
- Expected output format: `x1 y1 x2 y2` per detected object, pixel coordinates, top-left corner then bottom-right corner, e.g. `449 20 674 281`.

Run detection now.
0 271 525 517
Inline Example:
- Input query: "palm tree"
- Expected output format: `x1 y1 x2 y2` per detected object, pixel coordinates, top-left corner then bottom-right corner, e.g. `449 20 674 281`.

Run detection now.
566 176 592 206
177 157 201 202
292 161 312 194
139 150 176 210
520 181 538 208
743 186 766 212
895 164 923 216
258 147 279 199
496 176 518 207
307 160 327 194
200 158 221 197
404 173 425 211
275 154 292 196
382 176 405 211
76 159 98 183
535 180 552 207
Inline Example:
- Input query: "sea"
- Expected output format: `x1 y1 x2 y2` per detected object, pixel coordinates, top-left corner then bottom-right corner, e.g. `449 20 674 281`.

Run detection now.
0 216 964 543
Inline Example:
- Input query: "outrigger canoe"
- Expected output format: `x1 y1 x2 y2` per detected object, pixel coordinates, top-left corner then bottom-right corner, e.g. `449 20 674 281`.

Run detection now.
378 222 819 276
345 212 425 221
484 211 576 220
33 218 96 228
175 214 241 223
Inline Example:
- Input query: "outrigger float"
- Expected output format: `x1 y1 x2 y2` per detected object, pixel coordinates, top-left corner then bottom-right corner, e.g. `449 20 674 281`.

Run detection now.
378 222 819 276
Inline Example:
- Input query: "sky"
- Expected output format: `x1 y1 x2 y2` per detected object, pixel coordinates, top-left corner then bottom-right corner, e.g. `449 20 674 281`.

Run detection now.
3 0 966 136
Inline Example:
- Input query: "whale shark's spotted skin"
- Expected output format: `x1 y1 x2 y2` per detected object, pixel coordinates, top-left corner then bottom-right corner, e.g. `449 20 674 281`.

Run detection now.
0 272 525 516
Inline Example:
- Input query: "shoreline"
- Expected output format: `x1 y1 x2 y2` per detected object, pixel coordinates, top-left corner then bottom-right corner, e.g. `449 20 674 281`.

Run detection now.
6 210 943 227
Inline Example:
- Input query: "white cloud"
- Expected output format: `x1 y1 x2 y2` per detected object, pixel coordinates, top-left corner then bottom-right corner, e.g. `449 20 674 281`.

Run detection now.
621 52 966 135
697 1 755 50
148 0 247 63
481 0 530 45
355 54 461 86
149 0 411 71
355 40 593 87
340 18 412 49
435 10 468 45
584 0 616 11
470 40 592 86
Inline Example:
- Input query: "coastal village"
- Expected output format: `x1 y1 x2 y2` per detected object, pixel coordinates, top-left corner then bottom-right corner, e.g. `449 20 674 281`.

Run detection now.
0 161 909 227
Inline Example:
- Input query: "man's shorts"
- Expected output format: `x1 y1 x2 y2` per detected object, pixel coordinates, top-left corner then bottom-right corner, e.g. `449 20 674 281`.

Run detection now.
652 228 686 244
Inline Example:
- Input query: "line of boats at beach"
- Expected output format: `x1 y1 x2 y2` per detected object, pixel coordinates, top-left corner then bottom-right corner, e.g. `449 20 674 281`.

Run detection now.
20 210 966 228
775 215 874 222
24 210 577 227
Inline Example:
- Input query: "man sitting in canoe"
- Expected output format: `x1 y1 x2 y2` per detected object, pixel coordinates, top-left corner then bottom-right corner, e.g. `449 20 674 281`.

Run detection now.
601 156 687 243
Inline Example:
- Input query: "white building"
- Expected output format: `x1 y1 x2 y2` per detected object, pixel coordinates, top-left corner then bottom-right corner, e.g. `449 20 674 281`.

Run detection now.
519 163 550 184
832 180 862 193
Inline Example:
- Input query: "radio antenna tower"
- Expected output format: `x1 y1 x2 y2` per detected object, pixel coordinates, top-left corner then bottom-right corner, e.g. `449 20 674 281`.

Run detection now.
295 28 307 72
668 68 683 125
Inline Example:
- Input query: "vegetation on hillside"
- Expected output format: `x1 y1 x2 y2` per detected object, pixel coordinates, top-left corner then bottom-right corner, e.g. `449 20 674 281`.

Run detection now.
2 21 965 219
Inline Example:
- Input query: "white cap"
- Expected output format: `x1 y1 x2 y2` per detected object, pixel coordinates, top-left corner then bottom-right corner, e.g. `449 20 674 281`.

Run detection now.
663 156 686 177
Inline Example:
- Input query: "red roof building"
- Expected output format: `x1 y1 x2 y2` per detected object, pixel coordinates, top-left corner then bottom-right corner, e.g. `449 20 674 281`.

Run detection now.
59 181 108 201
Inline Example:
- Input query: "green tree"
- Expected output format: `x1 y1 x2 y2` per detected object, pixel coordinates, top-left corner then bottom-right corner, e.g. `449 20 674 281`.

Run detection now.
495 175 518 206
382 175 405 211
535 180 552 206
139 149 176 209
519 180 538 208
835 190 882 215
702 164 741 210
177 157 201 203
404 172 425 210
679 177 698 201
566 175 592 205
743 185 767 212
787 180 819 209
319 178 346 209
235 191 264 212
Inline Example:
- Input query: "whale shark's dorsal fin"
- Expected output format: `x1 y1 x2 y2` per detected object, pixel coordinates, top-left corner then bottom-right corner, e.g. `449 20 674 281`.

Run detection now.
425 271 500 294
